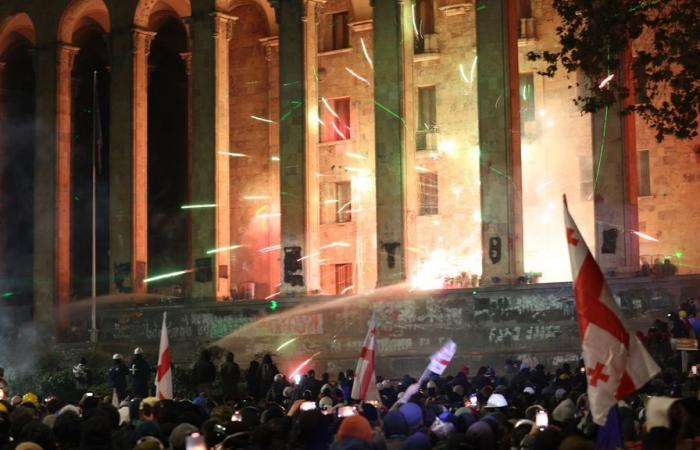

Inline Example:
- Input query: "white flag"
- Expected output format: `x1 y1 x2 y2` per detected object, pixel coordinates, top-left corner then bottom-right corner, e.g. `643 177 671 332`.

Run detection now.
428 340 457 375
155 312 173 399
351 312 380 402
564 196 659 425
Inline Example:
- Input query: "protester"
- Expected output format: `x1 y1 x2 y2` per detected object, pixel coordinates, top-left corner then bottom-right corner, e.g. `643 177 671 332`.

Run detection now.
192 349 217 397
220 352 241 401
129 348 150 398
108 354 128 401
73 357 91 392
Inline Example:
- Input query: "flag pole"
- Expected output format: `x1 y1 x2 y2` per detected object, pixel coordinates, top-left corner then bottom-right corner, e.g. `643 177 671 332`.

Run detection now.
90 70 98 343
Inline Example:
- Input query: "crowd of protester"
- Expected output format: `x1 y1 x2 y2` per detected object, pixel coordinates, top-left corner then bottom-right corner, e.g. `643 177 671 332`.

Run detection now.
2 344 700 450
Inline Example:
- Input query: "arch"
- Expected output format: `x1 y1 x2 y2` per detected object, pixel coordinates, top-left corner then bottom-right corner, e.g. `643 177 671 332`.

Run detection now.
349 0 371 22
134 0 191 30
58 0 110 45
0 13 35 58
223 0 277 35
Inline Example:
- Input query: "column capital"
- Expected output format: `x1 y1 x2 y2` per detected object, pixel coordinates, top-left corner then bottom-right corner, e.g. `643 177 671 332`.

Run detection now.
259 36 279 62
132 28 157 56
211 12 237 41
179 51 192 76
57 43 80 72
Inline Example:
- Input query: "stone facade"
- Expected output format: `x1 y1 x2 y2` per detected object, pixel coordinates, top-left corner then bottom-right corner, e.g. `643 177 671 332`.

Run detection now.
0 0 697 326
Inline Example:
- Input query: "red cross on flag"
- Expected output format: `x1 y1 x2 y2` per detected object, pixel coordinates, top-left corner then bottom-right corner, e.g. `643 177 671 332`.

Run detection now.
427 339 457 375
564 196 659 425
155 312 173 400
351 311 380 402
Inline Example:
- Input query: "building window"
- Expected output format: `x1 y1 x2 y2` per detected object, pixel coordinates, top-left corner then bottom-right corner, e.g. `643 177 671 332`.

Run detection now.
518 0 533 19
414 0 435 53
320 97 350 143
321 181 352 224
518 0 535 39
320 11 349 52
638 150 651 196
519 74 535 123
335 263 353 294
579 155 593 200
416 86 437 150
418 172 438 216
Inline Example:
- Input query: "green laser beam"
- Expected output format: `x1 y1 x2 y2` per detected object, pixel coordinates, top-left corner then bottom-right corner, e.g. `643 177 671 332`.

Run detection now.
374 101 406 125
181 204 217 209
143 269 191 284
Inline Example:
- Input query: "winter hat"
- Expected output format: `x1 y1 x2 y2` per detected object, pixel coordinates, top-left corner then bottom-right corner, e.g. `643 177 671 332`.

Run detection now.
400 431 431 450
400 403 423 431
136 419 161 439
552 398 576 423
337 415 373 443
523 386 535 395
319 396 334 410
485 393 508 408
58 404 81 417
360 403 378 425
15 443 42 450
383 410 409 437
554 388 568 403
427 381 437 389
452 385 464 397
646 396 680 429
282 386 294 398
134 436 163 450
169 423 198 450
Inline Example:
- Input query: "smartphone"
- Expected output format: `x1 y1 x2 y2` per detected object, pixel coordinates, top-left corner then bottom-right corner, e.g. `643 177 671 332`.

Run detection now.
293 373 302 385
186 432 206 450
580 367 586 373
536 410 549 429
231 411 242 422
469 394 478 406
300 401 317 411
85 392 94 397
337 406 356 418
693 365 698 375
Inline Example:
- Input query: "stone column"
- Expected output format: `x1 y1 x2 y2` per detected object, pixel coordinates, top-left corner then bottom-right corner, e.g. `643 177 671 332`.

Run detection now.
212 13 236 299
188 8 229 299
179 50 194 293
131 28 155 293
56 43 79 323
0 62 6 280
372 0 414 285
261 36 280 293
303 0 322 294
592 79 639 274
33 42 58 325
273 0 308 294
109 26 136 294
476 0 524 284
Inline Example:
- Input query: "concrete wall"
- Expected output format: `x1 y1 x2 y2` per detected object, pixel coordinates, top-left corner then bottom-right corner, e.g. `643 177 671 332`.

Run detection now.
60 275 700 378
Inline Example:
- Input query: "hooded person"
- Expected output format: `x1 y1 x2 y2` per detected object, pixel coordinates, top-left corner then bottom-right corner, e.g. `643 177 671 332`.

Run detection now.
129 348 151 398
383 410 409 450
192 349 217 397
256 354 278 400
331 415 374 450
644 395 686 447
552 398 576 425
219 352 241 401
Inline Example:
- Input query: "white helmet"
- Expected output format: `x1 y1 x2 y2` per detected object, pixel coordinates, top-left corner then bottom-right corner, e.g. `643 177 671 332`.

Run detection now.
113 353 123 360
134 347 144 355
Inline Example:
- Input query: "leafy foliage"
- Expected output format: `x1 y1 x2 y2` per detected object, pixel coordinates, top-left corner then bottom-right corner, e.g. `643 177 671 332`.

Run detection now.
528 0 700 141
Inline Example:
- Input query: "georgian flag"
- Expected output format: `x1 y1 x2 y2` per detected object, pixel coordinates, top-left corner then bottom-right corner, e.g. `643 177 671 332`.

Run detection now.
351 311 380 402
155 312 173 400
428 340 457 375
564 196 659 425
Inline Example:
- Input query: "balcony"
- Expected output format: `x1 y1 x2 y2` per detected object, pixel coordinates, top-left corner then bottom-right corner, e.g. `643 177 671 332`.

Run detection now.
416 128 439 151
518 18 537 45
